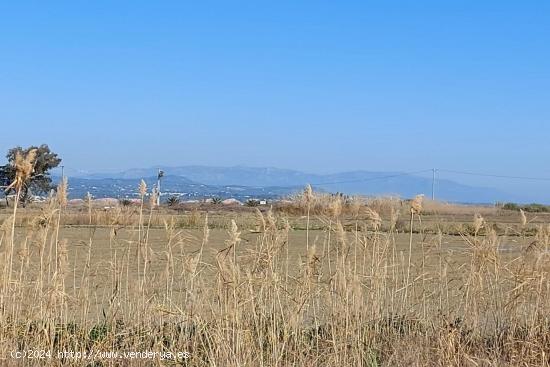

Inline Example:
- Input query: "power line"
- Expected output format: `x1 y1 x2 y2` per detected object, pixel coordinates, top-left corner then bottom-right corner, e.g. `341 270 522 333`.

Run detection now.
438 169 550 182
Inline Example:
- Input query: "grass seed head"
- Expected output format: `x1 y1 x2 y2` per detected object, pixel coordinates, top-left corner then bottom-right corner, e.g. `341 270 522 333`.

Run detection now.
304 184 314 204
56 177 68 207
328 196 343 218
8 148 38 192
473 213 484 235
139 179 147 197
520 209 527 227
226 219 241 247
410 194 424 215
365 207 382 230
149 188 158 207
266 208 277 230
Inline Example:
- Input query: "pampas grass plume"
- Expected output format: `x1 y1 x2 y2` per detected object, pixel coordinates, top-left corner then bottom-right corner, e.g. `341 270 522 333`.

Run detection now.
410 194 424 215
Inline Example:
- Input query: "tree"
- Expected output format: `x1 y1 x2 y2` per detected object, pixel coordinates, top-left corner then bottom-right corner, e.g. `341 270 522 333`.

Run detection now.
166 196 181 207
1 144 61 205
246 199 260 207
119 198 133 207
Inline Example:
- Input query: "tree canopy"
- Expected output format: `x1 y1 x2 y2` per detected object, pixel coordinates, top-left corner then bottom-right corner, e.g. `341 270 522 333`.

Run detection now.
1 144 61 203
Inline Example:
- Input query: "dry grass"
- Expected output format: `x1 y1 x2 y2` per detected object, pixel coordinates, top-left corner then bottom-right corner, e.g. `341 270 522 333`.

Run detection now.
1 180 550 366
421 198 499 216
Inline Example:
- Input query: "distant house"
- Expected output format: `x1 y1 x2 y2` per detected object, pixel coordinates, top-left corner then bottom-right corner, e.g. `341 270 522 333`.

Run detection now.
259 200 267 205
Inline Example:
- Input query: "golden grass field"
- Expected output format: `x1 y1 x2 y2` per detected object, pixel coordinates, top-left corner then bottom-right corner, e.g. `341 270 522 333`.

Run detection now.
1 179 550 366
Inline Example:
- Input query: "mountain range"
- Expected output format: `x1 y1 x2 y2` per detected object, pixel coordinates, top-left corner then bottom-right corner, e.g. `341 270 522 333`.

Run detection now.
57 165 517 204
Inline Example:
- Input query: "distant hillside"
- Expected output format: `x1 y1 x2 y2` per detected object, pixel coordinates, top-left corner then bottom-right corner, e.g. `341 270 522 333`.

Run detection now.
62 165 515 203
81 166 322 186
62 175 300 201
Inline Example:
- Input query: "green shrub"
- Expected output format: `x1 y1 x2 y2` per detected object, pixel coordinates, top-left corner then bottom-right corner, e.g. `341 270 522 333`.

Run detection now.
502 202 519 211
246 199 260 207
166 196 181 207
502 202 550 213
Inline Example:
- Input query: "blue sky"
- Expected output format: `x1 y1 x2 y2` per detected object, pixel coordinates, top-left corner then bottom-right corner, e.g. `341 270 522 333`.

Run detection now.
1 1 549 195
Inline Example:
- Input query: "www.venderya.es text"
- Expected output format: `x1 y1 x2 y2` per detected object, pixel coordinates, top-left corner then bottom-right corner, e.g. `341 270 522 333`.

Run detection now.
10 350 190 361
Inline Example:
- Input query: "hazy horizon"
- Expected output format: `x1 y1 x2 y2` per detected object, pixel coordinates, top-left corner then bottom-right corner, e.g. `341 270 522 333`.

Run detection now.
38 162 549 204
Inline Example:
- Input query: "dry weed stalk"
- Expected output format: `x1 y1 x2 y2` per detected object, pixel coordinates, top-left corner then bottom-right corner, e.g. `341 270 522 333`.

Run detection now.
405 194 424 303
304 184 314 250
473 213 484 236
520 209 527 227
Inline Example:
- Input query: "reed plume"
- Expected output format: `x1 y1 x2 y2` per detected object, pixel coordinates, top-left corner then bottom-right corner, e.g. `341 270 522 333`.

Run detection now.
365 207 382 231
473 213 484 236
520 209 527 227
149 187 159 208
304 184 314 204
56 176 68 207
328 196 342 218
226 219 242 248
139 179 147 198
6 148 37 192
410 194 424 215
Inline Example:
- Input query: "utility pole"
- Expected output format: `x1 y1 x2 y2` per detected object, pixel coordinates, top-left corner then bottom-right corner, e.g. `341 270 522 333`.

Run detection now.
431 168 437 200
61 165 65 180
157 169 164 206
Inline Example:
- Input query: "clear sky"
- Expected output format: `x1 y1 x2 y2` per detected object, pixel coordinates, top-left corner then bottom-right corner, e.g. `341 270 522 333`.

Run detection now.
1 1 549 185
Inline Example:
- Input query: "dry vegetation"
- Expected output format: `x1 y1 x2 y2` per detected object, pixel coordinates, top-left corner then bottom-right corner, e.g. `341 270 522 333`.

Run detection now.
1 153 550 366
